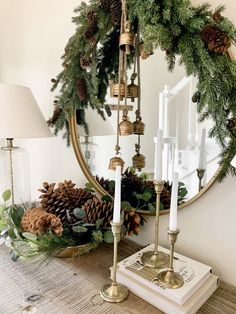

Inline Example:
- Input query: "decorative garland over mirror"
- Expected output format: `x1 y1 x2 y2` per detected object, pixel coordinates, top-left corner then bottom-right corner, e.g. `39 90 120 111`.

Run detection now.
50 0 236 184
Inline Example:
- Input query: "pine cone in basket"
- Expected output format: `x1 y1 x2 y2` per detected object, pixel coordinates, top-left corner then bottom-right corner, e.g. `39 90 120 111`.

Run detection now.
95 175 115 196
38 181 94 226
82 197 143 235
121 169 144 206
21 208 63 236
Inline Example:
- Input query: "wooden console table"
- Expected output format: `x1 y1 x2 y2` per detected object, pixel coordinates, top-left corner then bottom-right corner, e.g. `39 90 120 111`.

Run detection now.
0 240 235 314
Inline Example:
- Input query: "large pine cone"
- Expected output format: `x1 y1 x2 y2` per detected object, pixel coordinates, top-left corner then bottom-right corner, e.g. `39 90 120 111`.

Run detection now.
38 181 94 226
82 197 143 235
21 208 63 236
83 197 113 228
110 0 122 26
76 78 88 102
201 25 231 53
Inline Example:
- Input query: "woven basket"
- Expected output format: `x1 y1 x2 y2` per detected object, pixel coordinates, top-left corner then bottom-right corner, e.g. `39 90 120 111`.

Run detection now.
55 242 97 258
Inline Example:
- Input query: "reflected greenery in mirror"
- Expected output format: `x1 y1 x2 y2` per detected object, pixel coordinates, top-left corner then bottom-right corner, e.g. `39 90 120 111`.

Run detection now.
50 0 236 181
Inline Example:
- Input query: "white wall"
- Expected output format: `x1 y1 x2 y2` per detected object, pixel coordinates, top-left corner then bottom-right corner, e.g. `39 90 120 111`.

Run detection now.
0 0 236 286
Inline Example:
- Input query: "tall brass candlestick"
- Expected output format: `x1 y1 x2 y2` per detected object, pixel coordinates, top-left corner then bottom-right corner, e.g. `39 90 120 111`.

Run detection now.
141 181 169 268
157 229 184 289
100 221 128 303
197 168 205 192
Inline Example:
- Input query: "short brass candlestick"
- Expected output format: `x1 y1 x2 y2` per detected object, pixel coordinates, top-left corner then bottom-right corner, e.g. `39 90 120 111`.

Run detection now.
157 229 184 289
141 181 169 268
100 221 128 303
197 169 205 192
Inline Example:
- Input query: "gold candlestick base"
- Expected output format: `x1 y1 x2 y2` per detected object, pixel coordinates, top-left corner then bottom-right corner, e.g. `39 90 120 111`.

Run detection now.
100 221 129 303
100 283 128 303
157 229 184 289
141 180 169 269
158 270 184 289
141 251 169 269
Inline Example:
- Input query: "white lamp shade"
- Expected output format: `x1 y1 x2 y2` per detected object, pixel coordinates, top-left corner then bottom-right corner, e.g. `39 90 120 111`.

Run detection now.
0 83 52 138
77 108 114 136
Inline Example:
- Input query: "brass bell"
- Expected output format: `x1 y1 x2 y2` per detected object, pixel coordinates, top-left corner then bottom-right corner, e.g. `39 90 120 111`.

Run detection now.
133 119 145 135
119 117 134 136
108 156 125 171
120 32 135 54
128 83 139 102
110 82 126 100
132 153 146 171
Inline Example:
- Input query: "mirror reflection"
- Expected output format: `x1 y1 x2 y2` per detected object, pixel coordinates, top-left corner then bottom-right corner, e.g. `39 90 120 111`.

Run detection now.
77 49 220 212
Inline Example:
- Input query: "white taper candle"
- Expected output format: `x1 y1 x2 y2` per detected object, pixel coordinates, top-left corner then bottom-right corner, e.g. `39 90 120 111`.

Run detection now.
198 128 206 169
154 129 163 181
169 172 179 231
113 165 121 223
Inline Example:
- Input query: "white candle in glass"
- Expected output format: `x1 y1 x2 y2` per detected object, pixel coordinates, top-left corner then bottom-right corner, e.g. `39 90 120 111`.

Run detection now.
198 128 206 169
113 165 121 224
154 129 163 181
169 172 179 231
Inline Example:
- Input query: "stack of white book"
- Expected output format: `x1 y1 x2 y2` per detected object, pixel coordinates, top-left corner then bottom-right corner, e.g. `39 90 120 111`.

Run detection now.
116 244 219 314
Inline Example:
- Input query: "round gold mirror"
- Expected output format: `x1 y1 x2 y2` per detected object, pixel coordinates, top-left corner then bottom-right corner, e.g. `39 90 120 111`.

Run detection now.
69 51 222 216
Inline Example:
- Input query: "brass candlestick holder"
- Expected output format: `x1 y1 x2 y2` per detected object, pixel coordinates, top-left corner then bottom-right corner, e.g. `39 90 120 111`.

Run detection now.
100 221 129 303
197 168 205 192
141 181 169 268
157 229 184 289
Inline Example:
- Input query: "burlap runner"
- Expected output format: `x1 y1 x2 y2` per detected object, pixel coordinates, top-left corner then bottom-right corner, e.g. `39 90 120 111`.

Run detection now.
0 240 235 314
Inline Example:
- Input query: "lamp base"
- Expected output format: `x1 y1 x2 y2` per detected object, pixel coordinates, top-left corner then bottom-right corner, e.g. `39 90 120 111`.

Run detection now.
157 270 184 289
141 251 169 269
100 283 128 303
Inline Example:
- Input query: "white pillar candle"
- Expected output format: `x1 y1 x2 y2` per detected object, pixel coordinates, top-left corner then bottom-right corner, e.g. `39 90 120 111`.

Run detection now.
198 128 206 169
159 92 165 130
154 129 163 181
113 165 121 223
169 172 179 231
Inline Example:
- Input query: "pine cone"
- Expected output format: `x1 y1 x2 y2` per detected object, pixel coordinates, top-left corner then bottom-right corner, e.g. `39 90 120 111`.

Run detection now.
213 11 222 23
47 106 62 127
83 197 113 228
201 26 231 53
80 56 92 69
87 10 98 23
95 175 115 196
21 208 63 236
227 118 236 131
110 0 122 26
121 169 144 206
38 181 94 226
100 0 110 12
123 210 142 236
76 78 88 102
82 197 143 235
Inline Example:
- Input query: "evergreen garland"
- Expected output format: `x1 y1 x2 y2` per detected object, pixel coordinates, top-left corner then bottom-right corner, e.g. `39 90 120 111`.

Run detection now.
50 0 236 181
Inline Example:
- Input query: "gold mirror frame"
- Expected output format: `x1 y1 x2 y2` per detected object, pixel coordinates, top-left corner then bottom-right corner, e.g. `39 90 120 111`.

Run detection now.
70 115 219 216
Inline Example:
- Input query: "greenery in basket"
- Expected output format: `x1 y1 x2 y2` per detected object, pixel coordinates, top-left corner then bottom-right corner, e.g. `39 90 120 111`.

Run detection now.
0 180 145 260
96 168 188 213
